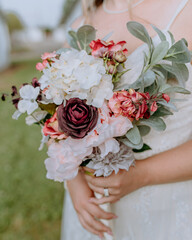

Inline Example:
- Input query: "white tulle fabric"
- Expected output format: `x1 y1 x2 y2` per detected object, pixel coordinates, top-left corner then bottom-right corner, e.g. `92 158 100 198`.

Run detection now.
61 32 192 240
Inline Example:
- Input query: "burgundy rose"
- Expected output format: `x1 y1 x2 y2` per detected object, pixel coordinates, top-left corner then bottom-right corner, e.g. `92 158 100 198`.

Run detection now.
57 98 98 139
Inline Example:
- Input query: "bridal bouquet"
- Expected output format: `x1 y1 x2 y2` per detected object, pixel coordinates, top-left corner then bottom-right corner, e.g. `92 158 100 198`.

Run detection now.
2 22 191 182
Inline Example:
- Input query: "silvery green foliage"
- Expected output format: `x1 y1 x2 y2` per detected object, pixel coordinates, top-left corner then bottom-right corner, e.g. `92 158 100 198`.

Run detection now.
126 21 191 90
124 22 191 150
68 25 96 53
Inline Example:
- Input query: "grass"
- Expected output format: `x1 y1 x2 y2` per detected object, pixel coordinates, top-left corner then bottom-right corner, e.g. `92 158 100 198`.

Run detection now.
0 60 64 240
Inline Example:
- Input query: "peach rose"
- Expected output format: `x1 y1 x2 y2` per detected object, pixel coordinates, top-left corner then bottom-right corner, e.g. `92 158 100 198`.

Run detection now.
43 113 67 140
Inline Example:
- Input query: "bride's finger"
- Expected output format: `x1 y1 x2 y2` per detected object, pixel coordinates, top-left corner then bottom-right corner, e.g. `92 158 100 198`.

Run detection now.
82 210 112 234
89 196 120 205
88 203 118 220
85 174 111 188
87 182 104 194
78 214 104 238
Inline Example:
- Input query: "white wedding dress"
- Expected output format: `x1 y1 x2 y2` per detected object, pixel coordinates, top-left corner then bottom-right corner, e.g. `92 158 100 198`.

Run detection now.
61 1 192 239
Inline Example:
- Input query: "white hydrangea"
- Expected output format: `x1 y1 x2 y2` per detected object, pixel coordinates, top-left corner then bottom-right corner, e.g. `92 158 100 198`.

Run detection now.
39 49 114 107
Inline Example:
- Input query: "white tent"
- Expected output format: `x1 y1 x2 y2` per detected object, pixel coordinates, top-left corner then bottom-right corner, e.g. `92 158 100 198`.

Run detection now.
0 12 10 71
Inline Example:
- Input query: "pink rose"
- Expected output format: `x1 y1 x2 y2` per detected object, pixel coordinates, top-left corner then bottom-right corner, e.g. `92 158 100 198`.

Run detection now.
43 113 67 140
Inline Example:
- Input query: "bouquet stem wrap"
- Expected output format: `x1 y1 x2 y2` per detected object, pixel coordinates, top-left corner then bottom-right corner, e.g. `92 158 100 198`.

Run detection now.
94 192 114 240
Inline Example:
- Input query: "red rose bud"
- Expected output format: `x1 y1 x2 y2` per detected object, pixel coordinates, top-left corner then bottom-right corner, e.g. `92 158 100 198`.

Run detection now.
150 101 158 112
162 94 170 103
113 51 127 63
57 98 99 139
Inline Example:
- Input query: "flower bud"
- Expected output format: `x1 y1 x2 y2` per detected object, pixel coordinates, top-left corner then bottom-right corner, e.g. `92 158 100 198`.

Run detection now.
113 51 127 63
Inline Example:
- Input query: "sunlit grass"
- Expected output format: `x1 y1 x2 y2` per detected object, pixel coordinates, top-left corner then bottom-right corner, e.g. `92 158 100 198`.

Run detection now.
0 60 64 240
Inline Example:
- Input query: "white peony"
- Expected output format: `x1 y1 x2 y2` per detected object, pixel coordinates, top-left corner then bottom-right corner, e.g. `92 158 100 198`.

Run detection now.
39 49 114 107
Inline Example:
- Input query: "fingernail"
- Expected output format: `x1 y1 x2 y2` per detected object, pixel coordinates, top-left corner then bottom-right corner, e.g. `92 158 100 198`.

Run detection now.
88 198 93 202
107 230 113 236
113 215 118 219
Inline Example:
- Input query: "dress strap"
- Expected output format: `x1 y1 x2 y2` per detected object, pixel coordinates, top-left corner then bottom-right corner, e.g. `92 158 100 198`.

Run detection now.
164 0 189 31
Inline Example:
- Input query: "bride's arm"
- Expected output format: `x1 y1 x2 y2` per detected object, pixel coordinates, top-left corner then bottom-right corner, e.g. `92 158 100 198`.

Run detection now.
84 140 192 205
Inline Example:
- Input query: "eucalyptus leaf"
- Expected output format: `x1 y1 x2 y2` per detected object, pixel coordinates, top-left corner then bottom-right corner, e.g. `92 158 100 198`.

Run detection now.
165 39 191 63
168 31 175 45
77 25 96 53
157 99 178 111
152 107 173 117
137 125 151 136
139 116 166 131
151 41 169 66
68 30 80 50
151 25 166 41
127 21 152 52
133 144 152 153
126 125 141 145
160 85 191 94
161 63 189 87
129 70 156 89
119 137 144 150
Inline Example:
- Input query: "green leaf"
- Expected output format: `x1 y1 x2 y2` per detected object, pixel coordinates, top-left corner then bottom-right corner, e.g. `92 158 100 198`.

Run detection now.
160 85 191 94
165 39 191 63
157 99 178 111
152 107 173 117
127 21 153 52
39 103 57 115
161 63 189 87
168 31 175 45
112 69 130 83
68 30 80 50
151 25 166 41
77 25 96 53
137 125 151 136
126 125 141 145
119 137 144 150
130 70 156 89
139 116 166 131
133 144 152 153
151 41 169 66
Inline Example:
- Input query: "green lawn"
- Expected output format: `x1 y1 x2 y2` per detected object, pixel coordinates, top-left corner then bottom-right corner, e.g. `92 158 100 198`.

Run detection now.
0 60 64 240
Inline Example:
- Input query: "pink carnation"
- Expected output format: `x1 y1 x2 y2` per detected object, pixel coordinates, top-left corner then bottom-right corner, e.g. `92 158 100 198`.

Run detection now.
108 89 150 121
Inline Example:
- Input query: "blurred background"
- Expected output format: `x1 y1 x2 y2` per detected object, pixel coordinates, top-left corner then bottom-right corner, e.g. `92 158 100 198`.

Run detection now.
0 0 82 239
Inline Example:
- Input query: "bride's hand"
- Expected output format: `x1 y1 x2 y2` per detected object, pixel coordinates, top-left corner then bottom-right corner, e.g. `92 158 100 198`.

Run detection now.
84 160 149 205
67 169 117 238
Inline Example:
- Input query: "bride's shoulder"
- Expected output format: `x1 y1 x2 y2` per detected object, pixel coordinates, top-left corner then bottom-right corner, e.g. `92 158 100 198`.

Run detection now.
172 1 192 50
71 16 85 30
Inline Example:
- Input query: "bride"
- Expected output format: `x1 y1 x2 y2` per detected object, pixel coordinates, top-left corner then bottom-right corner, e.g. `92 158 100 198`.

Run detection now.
61 0 192 239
